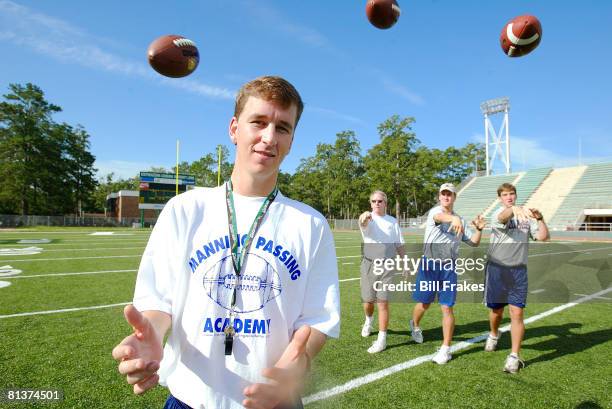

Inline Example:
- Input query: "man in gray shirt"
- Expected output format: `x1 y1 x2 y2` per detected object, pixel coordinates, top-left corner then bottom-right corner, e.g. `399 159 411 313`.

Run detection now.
483 182 549 373
410 183 485 364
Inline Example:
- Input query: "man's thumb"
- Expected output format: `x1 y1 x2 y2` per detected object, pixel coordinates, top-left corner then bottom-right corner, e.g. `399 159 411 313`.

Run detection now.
291 326 311 350
124 304 148 335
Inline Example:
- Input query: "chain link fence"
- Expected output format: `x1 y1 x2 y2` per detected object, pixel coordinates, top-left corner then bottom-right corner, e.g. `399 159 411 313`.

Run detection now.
0 214 157 228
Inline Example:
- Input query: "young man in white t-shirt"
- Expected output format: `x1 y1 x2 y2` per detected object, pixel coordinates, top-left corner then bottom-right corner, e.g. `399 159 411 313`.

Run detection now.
410 183 485 364
112 76 340 409
358 190 406 353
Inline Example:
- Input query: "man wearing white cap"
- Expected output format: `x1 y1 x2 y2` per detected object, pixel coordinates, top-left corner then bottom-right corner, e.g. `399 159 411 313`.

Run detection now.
409 183 485 364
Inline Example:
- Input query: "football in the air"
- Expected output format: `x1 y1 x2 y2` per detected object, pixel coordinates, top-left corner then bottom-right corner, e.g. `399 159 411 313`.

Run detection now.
147 34 199 78
500 15 542 57
365 0 401 30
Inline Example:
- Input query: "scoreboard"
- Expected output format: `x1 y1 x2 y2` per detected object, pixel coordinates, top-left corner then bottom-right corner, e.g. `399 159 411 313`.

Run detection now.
138 171 196 210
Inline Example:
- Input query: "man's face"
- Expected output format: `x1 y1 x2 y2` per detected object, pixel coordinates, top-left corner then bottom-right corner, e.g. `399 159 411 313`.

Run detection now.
499 190 517 207
370 194 386 215
439 190 456 207
229 96 296 179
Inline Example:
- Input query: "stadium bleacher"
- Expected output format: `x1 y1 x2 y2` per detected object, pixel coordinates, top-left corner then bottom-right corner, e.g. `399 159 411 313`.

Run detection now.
453 173 520 222
485 167 552 218
548 162 612 228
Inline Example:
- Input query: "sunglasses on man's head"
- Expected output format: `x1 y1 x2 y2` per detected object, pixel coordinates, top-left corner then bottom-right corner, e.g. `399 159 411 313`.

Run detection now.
371 200 384 203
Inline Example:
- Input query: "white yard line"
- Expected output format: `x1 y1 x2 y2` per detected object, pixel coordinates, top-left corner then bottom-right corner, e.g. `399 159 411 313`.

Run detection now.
303 287 612 405
530 289 546 294
0 246 145 253
0 240 149 247
1 255 141 262
5 269 137 279
339 277 360 283
574 293 612 301
0 302 130 319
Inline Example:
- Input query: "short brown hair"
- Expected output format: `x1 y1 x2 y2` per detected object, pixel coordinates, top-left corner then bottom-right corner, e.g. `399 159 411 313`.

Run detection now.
497 182 517 196
234 76 304 126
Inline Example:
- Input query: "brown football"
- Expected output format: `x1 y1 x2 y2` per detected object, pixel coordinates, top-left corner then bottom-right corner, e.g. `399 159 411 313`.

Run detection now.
147 34 199 78
500 15 542 57
366 0 401 30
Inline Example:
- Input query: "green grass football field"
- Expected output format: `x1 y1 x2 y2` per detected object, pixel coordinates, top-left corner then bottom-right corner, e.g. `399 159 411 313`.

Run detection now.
0 228 610 409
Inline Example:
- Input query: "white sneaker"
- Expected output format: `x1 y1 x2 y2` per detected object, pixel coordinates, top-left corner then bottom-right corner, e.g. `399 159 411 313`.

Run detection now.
409 319 423 344
484 333 499 352
367 339 386 354
361 321 372 338
503 354 525 373
432 347 452 364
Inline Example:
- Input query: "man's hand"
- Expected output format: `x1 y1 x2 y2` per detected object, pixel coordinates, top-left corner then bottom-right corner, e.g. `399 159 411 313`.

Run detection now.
243 326 311 409
450 215 464 236
112 305 164 395
359 211 373 227
471 215 486 231
512 206 530 223
529 208 543 221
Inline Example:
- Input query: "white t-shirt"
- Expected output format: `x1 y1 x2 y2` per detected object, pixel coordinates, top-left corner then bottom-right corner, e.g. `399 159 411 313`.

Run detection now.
423 206 474 260
360 213 404 259
133 185 340 409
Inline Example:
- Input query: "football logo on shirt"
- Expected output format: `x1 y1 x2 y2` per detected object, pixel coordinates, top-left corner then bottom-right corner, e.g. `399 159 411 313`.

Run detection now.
202 253 282 313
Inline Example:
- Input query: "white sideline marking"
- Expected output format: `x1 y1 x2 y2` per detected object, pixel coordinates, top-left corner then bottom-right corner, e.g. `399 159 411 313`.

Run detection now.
303 287 612 405
339 277 360 283
0 239 149 247
5 269 137 279
1 254 141 262
0 281 11 288
1 276 357 318
530 289 546 294
529 245 612 257
342 262 355 265
0 302 129 319
574 293 612 301
23 246 145 253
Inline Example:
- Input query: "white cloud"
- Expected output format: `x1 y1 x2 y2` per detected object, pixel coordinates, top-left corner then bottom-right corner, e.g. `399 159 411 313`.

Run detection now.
471 133 612 171
241 1 334 51
380 77 425 106
307 106 364 124
0 0 234 100
95 160 172 180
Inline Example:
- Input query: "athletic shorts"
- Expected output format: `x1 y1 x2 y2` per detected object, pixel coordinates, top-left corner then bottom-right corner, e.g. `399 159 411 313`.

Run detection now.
164 394 304 409
484 260 528 309
360 257 393 302
412 257 457 307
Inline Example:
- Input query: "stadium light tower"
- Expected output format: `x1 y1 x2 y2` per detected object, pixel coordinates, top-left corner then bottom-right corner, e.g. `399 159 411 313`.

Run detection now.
480 97 511 175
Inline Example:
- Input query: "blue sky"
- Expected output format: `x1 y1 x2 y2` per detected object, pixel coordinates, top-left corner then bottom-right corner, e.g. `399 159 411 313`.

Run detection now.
1 0 611 179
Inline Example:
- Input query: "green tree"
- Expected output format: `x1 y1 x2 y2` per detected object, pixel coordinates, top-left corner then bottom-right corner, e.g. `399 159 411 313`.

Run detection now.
0 83 61 214
364 115 419 219
0 83 97 215
62 125 98 214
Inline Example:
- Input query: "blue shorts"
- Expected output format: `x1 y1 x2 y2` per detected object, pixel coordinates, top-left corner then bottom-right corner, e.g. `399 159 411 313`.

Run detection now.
163 394 304 409
412 257 457 307
164 395 193 409
484 261 527 309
